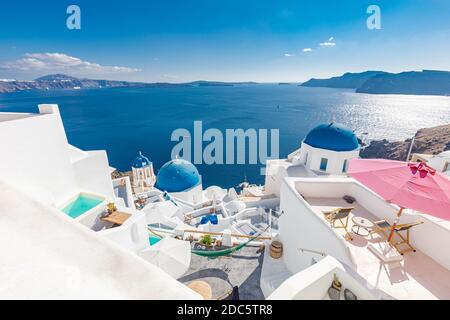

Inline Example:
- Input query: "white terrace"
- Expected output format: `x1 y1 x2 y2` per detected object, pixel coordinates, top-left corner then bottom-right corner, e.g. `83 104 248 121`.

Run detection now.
274 177 450 300
0 181 201 300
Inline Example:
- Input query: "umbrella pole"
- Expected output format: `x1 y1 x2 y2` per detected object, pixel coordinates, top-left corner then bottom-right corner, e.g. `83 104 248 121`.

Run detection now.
388 208 404 242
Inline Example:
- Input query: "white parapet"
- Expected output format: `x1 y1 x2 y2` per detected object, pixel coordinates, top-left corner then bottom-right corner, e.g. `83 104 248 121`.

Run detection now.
0 181 202 300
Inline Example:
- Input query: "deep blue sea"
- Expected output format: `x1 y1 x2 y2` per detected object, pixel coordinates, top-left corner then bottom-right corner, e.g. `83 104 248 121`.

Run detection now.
1 84 450 188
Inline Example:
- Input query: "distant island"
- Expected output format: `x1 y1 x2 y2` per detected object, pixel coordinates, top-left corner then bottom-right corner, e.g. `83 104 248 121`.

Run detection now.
3 70 450 96
301 70 450 96
0 74 257 93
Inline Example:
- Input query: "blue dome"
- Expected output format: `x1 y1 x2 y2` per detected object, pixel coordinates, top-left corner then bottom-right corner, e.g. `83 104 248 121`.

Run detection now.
304 123 359 152
156 159 201 192
132 151 151 168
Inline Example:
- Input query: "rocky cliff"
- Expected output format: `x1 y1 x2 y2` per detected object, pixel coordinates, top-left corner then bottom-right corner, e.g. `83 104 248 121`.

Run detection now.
360 124 450 160
301 71 386 89
356 70 450 96
301 70 450 96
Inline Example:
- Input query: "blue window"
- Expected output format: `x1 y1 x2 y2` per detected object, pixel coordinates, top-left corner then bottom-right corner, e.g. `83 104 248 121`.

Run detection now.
320 158 328 171
342 159 348 173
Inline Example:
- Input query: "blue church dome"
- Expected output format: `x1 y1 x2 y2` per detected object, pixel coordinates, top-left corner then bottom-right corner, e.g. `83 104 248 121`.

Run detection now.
304 123 359 152
156 159 201 192
132 151 151 168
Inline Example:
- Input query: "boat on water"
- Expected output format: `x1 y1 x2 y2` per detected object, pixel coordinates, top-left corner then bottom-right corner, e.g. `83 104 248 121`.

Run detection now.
1 104 450 300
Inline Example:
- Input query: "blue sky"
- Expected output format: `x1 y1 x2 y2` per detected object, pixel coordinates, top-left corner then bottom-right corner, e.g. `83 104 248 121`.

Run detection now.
0 0 449 82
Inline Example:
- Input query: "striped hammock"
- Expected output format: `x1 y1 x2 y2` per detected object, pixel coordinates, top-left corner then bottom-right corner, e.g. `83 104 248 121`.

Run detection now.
192 228 267 258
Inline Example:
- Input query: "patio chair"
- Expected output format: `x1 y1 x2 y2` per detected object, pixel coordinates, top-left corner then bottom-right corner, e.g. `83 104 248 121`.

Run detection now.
371 219 424 255
322 207 355 241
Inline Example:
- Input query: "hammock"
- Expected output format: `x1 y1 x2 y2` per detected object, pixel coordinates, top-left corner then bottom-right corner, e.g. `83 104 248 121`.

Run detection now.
192 227 268 258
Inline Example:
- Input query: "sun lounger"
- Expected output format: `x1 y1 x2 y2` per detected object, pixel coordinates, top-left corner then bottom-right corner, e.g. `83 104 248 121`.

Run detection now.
368 243 404 264
371 219 424 255
322 207 354 241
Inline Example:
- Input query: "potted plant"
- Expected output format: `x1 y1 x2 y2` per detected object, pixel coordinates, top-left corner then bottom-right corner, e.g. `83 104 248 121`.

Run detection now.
327 274 343 300
200 234 213 247
332 274 342 290
107 202 117 214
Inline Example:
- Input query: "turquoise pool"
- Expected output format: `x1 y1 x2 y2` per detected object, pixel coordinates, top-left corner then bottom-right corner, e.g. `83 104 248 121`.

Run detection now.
149 236 162 246
62 194 104 218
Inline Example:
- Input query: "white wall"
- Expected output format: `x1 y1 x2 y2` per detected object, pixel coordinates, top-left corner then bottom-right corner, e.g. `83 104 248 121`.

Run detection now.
264 159 317 198
298 142 359 175
113 176 136 210
98 211 150 254
0 104 116 206
264 160 290 197
0 105 78 203
268 256 387 300
427 153 450 172
0 181 201 300
171 184 204 205
278 178 356 273
72 150 115 199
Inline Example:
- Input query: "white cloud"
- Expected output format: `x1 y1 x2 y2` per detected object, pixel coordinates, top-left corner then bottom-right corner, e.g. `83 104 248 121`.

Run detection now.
0 53 141 74
284 53 296 57
319 37 336 47
303 48 313 52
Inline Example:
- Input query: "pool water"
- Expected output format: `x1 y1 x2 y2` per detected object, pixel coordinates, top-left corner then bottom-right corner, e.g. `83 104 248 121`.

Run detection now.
62 194 104 218
149 236 162 246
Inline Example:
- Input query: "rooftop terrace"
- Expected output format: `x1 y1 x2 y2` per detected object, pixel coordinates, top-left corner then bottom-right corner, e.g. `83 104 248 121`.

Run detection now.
305 196 450 300
179 246 265 300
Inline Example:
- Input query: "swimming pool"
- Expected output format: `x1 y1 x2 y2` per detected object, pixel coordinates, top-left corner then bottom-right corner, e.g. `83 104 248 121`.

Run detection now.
62 193 104 219
149 236 162 246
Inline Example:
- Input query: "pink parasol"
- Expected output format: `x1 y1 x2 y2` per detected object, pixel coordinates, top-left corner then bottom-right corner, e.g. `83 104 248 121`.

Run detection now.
348 159 450 240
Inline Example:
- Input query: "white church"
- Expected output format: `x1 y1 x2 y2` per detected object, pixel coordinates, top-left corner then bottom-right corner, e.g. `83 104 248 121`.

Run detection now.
131 151 156 193
264 122 360 196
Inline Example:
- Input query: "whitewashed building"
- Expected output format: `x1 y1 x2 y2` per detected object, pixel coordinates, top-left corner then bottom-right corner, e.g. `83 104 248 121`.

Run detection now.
132 151 156 193
265 123 360 196
155 158 204 205
0 104 201 299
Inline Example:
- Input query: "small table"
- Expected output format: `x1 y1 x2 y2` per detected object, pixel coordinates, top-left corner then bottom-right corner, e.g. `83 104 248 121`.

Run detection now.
101 211 131 226
352 216 375 236
188 281 213 300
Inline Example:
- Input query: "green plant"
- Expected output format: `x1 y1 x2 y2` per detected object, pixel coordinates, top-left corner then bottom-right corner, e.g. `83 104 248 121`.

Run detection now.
107 202 117 214
200 234 213 246
332 274 342 290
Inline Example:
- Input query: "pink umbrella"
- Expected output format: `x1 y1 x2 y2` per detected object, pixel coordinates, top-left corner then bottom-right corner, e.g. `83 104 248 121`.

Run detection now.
348 159 450 241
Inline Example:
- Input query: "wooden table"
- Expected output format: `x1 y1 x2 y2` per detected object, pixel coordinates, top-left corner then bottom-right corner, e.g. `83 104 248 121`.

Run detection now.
188 280 213 300
101 211 131 225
